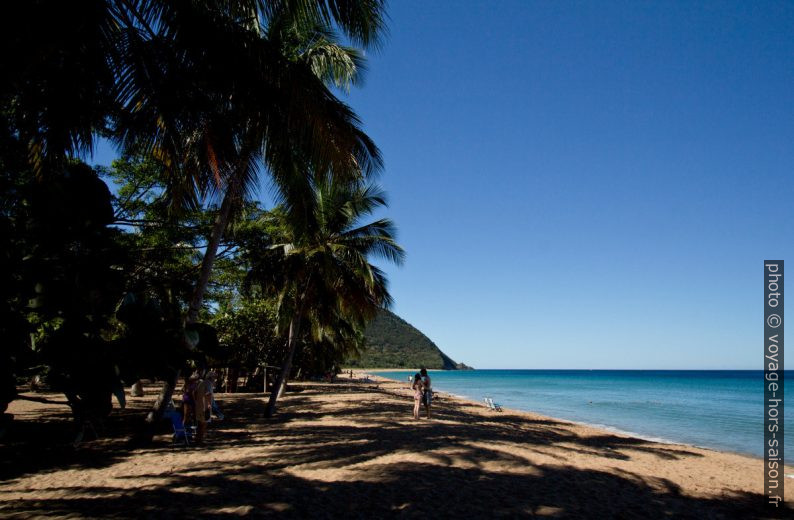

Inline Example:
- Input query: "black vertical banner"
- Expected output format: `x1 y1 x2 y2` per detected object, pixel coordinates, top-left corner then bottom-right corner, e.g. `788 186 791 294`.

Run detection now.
764 260 784 508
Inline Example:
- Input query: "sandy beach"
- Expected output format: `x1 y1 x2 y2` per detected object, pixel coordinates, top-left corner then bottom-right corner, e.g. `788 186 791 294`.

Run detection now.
1 372 790 519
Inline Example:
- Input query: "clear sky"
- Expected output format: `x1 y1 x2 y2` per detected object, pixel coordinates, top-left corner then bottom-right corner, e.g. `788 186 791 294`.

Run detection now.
94 1 794 369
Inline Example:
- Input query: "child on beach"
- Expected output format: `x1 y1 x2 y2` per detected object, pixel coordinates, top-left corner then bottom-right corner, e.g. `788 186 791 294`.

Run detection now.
412 373 423 420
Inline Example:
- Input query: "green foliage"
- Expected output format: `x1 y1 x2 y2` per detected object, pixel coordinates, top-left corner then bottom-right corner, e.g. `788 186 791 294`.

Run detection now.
100 156 208 316
211 298 283 372
2 1 387 182
1 0 394 425
1 158 128 420
24 163 122 323
0 134 35 412
347 310 471 370
244 174 403 417
247 178 403 352
0 153 219 419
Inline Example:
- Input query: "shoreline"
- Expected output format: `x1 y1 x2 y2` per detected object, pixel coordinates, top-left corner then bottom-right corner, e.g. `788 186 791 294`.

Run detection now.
364 370 784 465
362 373 688 450
347 368 448 372
1 375 791 517
358 371 794 505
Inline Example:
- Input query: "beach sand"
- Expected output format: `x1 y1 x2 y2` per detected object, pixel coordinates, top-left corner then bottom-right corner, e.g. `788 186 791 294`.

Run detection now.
1 372 791 518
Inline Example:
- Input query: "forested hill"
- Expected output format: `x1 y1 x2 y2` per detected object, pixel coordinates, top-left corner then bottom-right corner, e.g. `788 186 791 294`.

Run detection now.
346 310 473 370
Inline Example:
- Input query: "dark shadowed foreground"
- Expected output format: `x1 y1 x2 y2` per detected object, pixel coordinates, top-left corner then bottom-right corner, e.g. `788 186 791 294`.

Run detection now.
1 376 790 519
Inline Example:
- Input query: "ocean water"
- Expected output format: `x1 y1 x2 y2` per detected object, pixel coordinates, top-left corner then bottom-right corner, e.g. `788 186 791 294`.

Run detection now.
376 369 792 462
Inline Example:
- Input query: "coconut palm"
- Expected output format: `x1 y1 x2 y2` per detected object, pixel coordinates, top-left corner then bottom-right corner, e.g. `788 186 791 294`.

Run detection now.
246 178 404 417
3 0 388 431
3 0 384 303
3 0 385 314
2 0 386 174
178 5 378 325
148 6 384 425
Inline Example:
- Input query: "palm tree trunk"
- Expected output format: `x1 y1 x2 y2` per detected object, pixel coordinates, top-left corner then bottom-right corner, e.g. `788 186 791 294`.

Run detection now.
145 375 178 425
131 368 179 445
265 315 301 417
187 188 237 323
141 181 238 441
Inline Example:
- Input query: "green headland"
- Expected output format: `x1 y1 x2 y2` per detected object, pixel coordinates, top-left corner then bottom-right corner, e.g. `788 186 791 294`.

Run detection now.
347 310 472 370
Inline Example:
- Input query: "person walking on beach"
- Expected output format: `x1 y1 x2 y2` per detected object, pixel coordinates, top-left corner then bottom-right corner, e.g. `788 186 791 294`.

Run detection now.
412 373 423 420
420 368 432 419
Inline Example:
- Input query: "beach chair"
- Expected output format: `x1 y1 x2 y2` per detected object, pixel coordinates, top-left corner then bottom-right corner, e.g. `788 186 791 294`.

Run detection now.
484 397 502 412
166 410 191 446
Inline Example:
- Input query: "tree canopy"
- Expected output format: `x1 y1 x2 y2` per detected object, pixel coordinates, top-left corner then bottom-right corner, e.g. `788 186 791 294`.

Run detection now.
1 0 401 431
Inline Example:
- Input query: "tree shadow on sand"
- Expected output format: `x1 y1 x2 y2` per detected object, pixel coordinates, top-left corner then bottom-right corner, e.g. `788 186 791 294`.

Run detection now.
0 392 252 481
0 456 779 519
0 385 788 519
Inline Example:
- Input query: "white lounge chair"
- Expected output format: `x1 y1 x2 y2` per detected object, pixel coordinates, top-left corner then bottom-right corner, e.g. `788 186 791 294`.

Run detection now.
484 397 502 412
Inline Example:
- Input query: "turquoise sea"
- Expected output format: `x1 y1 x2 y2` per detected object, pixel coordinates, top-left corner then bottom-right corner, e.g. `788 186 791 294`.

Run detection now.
375 370 792 462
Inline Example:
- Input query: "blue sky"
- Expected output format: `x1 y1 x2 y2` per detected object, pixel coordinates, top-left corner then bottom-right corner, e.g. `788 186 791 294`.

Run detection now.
94 1 794 369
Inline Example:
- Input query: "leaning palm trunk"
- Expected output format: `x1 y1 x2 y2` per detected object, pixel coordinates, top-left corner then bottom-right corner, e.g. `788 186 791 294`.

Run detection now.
130 368 180 445
141 179 240 440
188 184 239 322
265 314 303 418
144 373 178 424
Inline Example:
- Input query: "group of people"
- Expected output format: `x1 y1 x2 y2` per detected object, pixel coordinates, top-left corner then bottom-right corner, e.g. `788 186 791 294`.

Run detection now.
178 371 224 445
412 368 433 420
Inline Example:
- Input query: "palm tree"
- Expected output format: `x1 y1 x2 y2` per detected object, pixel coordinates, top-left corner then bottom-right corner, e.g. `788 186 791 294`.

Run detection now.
4 0 386 312
4 0 385 318
2 0 386 174
121 1 386 426
147 5 384 425
246 178 404 417
3 1 389 431
180 5 379 325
